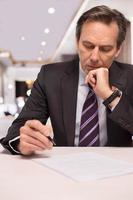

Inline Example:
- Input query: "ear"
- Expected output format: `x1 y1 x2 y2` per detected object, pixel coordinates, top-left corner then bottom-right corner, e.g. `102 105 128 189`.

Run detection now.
76 38 79 47
75 38 80 53
114 45 122 58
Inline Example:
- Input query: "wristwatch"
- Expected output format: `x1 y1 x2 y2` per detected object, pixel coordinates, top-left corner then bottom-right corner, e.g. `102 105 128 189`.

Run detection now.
103 89 121 107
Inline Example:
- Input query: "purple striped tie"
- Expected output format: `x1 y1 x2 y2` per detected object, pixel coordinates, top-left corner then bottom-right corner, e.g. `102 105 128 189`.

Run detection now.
79 89 99 146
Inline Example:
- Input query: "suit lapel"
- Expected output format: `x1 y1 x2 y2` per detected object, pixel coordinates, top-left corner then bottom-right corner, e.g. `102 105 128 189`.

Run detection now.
61 59 79 146
109 61 127 91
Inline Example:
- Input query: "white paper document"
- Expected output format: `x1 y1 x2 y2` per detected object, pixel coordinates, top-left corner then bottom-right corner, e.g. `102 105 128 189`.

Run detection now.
34 152 133 181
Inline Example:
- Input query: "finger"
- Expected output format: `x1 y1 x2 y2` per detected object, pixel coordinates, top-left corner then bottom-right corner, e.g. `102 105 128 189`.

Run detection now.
91 75 96 85
25 120 51 136
85 73 96 86
19 141 45 155
20 126 53 149
85 74 90 84
20 133 50 150
111 85 117 91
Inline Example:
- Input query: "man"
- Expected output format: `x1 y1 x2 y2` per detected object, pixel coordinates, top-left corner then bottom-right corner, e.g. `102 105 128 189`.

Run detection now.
1 5 133 155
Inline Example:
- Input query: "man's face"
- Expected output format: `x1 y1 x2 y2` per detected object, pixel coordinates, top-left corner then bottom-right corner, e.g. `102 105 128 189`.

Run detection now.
77 21 121 74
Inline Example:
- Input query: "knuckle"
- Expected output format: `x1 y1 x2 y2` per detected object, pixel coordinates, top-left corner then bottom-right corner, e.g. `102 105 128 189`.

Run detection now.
32 119 39 125
20 133 26 141
20 126 26 133
25 120 31 125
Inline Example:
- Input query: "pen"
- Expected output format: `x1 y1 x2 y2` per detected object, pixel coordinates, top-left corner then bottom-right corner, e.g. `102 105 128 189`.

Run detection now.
46 136 56 146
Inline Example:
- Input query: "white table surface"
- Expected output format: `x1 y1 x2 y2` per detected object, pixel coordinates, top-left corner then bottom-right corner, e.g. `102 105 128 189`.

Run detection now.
0 146 133 200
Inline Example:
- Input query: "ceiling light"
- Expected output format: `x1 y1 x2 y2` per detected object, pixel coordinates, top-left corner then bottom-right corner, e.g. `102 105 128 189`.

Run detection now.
8 84 13 90
41 41 46 46
37 57 43 61
44 28 50 34
20 36 26 41
48 7 55 14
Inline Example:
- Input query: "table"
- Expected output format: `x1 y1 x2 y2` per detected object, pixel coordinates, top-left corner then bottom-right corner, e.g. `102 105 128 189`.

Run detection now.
0 146 133 200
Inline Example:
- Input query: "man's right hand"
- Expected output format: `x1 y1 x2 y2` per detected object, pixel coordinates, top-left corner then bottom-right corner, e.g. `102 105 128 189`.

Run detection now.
18 120 53 155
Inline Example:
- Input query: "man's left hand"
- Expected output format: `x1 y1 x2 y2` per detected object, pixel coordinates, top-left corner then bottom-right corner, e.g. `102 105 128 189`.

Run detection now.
85 68 113 100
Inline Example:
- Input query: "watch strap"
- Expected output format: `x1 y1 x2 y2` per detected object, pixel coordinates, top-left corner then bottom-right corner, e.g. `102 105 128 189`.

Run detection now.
103 89 121 107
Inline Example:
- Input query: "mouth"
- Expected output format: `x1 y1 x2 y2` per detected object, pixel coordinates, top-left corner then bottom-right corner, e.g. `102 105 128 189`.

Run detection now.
86 65 100 71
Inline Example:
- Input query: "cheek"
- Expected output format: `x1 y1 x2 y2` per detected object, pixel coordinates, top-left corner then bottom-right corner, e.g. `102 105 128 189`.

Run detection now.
101 53 116 66
79 49 90 62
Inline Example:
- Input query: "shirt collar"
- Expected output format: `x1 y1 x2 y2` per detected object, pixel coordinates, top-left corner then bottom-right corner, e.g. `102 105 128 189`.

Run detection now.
79 62 88 87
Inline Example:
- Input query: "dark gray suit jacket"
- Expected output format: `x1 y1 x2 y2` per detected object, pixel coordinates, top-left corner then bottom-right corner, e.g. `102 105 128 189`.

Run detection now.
1 58 133 153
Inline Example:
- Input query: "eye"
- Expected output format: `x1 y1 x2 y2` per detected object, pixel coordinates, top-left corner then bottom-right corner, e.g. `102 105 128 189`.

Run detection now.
100 46 113 52
83 43 95 50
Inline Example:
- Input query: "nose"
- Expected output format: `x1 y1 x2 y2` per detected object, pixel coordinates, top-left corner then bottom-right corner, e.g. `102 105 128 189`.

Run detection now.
90 47 100 65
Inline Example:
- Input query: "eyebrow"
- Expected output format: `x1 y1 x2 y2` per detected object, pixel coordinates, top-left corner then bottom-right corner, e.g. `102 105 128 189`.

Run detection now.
82 40 113 48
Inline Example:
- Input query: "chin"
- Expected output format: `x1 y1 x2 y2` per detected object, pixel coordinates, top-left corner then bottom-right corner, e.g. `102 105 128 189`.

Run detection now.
85 65 93 71
82 65 92 74
83 68 90 74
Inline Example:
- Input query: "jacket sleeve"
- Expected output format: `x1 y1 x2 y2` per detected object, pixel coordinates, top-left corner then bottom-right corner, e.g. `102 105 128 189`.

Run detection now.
108 86 133 135
0 66 49 154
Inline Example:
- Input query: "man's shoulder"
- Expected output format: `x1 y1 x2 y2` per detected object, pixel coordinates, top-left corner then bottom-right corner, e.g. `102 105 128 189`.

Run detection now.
113 61 133 75
36 57 79 84
114 61 133 70
41 57 79 73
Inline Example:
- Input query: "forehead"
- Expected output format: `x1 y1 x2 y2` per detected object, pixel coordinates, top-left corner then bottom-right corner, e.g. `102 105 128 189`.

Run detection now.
79 21 119 45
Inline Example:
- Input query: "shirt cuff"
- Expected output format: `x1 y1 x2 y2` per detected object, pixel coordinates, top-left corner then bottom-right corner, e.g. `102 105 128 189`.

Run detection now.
9 136 20 154
110 91 122 111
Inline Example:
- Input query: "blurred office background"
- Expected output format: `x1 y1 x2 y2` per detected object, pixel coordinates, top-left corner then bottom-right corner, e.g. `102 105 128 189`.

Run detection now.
0 0 133 137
